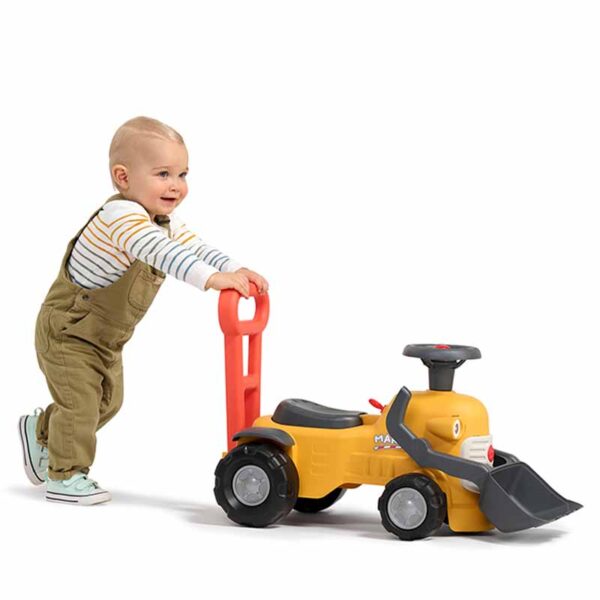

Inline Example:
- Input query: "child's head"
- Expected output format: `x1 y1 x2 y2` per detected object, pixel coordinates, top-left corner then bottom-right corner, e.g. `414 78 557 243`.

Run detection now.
109 116 189 219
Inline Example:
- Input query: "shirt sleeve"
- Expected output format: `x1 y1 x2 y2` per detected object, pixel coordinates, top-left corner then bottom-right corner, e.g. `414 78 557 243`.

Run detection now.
99 200 229 291
169 212 244 274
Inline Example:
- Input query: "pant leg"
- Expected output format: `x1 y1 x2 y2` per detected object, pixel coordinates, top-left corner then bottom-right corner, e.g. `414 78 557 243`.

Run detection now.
34 305 54 449
36 336 107 480
97 356 124 430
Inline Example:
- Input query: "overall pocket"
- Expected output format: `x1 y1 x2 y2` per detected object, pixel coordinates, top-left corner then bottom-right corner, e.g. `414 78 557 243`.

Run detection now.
61 309 127 351
128 269 164 311
60 309 92 338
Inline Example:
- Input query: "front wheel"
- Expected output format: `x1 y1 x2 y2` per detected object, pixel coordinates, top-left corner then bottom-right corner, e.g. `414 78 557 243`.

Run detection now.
378 473 447 540
214 443 299 527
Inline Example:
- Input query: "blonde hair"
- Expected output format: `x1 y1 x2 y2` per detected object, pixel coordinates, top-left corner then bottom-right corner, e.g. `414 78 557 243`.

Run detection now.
109 116 185 189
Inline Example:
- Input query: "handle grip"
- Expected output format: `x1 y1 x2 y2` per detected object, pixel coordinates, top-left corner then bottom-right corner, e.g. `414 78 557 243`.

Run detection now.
218 283 270 336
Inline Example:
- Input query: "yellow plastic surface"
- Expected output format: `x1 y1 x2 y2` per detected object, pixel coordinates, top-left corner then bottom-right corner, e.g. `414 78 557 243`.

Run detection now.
242 390 495 533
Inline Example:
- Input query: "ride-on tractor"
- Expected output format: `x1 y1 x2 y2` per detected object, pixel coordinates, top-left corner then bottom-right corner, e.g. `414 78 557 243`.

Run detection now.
214 287 581 540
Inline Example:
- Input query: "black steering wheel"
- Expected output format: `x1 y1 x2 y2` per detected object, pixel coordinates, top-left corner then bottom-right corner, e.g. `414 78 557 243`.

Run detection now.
403 344 481 391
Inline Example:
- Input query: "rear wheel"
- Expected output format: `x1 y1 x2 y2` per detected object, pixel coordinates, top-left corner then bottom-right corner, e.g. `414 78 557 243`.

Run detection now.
214 442 299 527
294 488 346 513
378 473 446 540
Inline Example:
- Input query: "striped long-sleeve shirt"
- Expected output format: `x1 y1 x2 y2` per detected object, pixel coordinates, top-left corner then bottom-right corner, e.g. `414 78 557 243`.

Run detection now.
67 200 242 291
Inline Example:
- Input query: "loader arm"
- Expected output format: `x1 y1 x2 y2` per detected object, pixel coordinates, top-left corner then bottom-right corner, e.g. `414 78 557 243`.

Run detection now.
385 387 491 488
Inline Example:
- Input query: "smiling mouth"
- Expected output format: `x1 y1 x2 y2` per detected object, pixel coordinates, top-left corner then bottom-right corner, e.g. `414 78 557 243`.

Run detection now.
161 197 177 202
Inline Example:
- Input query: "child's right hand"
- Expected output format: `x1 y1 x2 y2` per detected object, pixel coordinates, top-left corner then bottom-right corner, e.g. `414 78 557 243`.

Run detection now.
205 272 251 298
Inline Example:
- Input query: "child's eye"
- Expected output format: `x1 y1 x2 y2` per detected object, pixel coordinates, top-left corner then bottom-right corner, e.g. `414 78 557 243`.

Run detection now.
158 171 169 178
179 172 188 179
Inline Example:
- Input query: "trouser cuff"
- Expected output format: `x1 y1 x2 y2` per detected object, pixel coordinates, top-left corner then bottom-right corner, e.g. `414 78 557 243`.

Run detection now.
47 466 90 481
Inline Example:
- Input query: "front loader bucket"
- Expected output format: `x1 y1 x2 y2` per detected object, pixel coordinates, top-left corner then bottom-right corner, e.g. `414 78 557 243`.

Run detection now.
479 462 582 533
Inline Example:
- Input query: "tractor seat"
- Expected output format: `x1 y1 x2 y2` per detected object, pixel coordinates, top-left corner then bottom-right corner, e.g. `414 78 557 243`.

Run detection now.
272 398 364 429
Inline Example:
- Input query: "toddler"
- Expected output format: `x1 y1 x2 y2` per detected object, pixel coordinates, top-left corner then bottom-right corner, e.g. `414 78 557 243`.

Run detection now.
19 116 268 505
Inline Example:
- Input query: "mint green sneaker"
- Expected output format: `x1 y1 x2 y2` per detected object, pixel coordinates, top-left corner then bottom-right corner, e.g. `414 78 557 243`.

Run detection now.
19 408 48 485
46 472 111 505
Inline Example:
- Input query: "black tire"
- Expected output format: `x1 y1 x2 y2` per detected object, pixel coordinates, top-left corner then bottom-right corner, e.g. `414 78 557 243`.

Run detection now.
214 442 299 527
294 488 347 513
378 473 447 541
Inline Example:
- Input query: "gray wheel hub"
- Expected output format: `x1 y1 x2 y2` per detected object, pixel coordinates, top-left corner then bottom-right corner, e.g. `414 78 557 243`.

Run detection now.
232 465 271 506
387 487 428 530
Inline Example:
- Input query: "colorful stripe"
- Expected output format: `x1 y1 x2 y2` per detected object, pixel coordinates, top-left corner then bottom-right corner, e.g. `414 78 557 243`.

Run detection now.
66 200 241 291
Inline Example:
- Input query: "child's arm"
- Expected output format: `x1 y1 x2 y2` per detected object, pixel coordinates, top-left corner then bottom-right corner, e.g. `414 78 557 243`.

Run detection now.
170 214 269 295
169 214 242 273
100 201 236 291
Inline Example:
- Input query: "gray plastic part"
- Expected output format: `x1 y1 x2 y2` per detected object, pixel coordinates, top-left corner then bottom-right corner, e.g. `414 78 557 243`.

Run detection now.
386 387 582 532
403 344 482 362
493 449 519 466
479 462 582 532
232 427 295 448
403 344 481 391
273 398 364 429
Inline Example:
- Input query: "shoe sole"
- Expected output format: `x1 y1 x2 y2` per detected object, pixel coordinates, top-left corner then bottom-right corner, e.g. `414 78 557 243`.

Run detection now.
18 416 45 486
46 490 112 506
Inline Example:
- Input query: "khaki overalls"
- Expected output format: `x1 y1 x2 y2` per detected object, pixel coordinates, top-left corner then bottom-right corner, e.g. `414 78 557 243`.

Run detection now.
34 197 167 480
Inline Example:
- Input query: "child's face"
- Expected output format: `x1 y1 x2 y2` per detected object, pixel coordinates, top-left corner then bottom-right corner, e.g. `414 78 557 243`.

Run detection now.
117 138 189 219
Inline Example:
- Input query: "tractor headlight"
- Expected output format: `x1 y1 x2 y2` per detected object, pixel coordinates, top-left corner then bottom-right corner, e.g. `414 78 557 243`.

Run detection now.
452 418 461 439
426 417 463 442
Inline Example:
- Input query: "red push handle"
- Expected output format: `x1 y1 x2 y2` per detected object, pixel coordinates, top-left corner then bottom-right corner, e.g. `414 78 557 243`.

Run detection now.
218 283 269 335
218 284 270 450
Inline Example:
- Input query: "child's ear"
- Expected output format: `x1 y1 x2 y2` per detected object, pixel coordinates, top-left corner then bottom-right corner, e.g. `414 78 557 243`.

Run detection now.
112 164 129 189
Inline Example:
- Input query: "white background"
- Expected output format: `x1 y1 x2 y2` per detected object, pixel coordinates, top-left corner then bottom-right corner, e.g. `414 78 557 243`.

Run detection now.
1 1 597 597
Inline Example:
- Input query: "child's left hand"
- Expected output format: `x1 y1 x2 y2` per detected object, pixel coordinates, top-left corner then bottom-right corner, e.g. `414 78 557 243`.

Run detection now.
236 268 269 294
